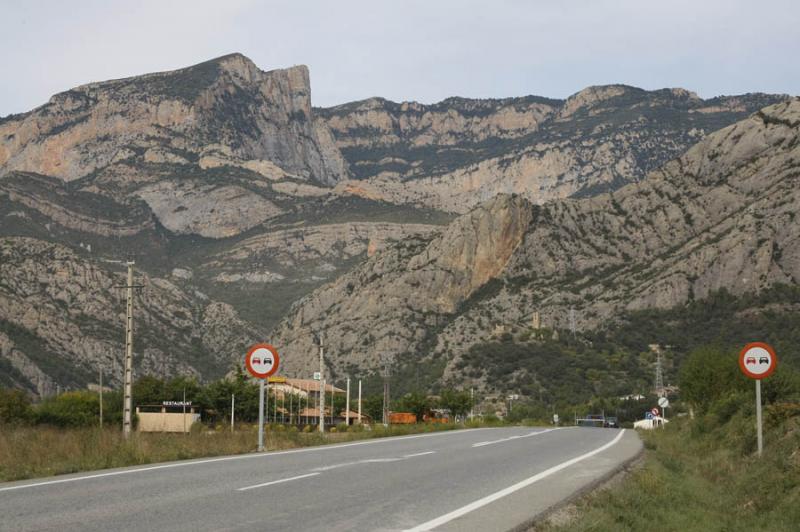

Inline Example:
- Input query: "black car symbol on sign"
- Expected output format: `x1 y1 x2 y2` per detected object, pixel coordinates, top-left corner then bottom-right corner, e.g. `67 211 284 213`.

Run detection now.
759 357 769 364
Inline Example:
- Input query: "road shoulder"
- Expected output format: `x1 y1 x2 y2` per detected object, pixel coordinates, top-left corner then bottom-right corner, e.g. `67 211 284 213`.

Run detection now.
434 428 643 532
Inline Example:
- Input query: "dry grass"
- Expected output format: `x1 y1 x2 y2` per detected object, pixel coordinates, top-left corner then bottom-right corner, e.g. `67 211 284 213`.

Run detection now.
0 422 460 482
535 411 800 532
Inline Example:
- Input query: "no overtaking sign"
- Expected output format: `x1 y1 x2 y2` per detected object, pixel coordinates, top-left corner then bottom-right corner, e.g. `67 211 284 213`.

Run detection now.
738 342 777 379
738 342 778 457
246 344 280 379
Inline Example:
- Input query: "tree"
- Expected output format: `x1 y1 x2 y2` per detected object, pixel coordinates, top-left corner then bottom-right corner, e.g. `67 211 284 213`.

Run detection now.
0 387 32 424
439 389 472 419
133 375 166 406
393 391 432 420
362 395 384 422
680 344 747 412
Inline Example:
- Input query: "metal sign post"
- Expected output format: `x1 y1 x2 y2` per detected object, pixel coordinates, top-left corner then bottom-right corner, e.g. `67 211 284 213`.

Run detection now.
738 342 778 457
345 378 350 427
258 380 265 451
245 344 281 452
755 379 763 455
658 397 669 427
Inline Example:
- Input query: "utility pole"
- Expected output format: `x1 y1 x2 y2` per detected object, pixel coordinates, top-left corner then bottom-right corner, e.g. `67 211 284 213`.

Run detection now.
231 394 235 432
382 354 392 426
470 387 474 420
358 379 362 424
99 365 103 429
182 386 187 435
317 334 325 433
119 260 141 440
345 378 350 427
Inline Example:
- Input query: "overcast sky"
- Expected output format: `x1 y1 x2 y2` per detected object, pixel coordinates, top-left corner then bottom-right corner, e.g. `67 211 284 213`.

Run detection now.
1 0 798 116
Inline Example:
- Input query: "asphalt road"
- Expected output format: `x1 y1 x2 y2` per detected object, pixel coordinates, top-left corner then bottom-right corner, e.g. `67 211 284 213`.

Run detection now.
0 426 641 532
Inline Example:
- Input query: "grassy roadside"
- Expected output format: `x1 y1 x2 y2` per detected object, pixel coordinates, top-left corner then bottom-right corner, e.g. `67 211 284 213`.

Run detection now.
535 407 800 531
0 422 465 482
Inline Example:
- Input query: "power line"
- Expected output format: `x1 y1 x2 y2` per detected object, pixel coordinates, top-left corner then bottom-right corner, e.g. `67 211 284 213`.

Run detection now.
654 352 665 398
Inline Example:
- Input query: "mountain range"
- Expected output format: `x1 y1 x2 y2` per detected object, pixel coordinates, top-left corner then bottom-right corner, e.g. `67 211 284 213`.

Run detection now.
0 53 795 399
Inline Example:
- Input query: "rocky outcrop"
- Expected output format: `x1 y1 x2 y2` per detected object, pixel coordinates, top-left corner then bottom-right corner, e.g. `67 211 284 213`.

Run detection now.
0 332 58 397
136 181 284 238
318 96 559 148
271 99 800 381
0 54 348 186
0 54 353 240
270 195 533 376
322 87 788 212
205 221 442 275
0 172 155 237
0 237 262 396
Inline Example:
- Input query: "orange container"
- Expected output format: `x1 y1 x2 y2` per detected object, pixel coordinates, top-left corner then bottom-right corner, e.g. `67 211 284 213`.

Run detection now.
388 412 417 424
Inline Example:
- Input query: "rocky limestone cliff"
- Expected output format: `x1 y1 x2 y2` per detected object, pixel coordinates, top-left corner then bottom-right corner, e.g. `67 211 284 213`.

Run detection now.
271 99 800 383
0 54 347 185
0 237 262 397
271 195 533 376
321 86 788 213
0 54 350 241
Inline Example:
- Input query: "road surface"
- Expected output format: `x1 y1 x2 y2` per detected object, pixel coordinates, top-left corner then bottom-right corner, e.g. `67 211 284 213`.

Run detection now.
0 426 641 531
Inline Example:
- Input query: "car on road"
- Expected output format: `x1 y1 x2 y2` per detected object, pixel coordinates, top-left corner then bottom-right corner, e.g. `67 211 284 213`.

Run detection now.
604 416 619 428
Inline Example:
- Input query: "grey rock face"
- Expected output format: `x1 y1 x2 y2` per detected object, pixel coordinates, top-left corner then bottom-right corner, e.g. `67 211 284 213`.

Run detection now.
0 237 262 397
271 99 800 381
0 54 348 187
320 87 788 213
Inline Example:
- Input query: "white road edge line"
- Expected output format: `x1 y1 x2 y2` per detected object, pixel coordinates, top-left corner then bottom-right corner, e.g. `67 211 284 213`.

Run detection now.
0 429 486 493
404 429 627 532
471 428 558 447
237 472 320 491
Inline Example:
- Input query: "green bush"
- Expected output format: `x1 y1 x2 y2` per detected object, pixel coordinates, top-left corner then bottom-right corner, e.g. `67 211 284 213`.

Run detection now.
0 387 32 424
35 391 99 427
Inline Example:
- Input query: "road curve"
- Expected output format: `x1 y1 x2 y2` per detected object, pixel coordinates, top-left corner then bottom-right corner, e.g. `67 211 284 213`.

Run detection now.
0 426 641 531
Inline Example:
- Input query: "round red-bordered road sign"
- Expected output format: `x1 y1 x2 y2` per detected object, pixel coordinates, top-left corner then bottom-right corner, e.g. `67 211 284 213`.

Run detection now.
738 342 777 380
245 344 280 379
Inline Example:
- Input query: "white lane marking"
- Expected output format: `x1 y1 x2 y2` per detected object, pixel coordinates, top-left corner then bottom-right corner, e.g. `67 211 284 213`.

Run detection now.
471 428 558 447
312 460 360 472
237 472 320 492
405 429 627 532
404 451 436 458
311 450 436 472
0 429 484 493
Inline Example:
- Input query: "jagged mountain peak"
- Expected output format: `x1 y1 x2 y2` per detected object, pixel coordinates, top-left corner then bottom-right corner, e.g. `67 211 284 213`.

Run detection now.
0 55 347 188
